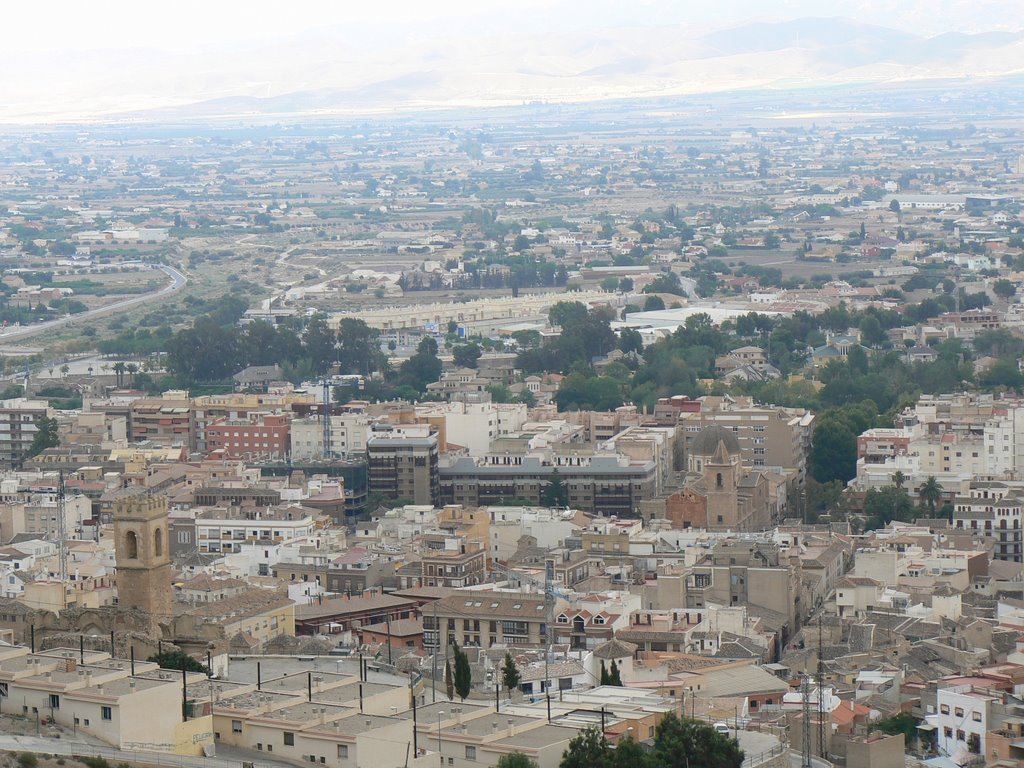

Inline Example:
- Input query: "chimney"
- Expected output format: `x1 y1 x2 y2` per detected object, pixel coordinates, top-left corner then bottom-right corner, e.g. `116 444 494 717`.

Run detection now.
491 722 499 734
507 719 515 737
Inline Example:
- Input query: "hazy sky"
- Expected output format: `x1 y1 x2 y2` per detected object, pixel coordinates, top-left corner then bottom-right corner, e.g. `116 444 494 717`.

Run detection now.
2 1 1022 121
6 0 1022 54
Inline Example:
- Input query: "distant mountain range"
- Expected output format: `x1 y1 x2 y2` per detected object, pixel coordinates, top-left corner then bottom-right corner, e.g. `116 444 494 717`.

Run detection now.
6 17 1024 123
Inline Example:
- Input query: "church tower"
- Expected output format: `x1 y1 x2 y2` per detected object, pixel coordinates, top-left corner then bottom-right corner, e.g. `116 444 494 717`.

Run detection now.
704 438 742 529
113 495 172 629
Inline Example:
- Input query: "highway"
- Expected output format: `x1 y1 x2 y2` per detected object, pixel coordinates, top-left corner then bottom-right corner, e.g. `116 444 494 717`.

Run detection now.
0 264 187 345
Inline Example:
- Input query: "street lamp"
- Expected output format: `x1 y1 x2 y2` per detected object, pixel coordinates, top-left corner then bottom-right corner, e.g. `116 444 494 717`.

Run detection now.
437 710 444 767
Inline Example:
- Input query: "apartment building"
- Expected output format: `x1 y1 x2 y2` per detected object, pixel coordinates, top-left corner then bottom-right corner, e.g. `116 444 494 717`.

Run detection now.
367 424 440 507
423 593 562 650
952 481 1024 562
441 454 658 517
0 398 51 468
290 413 369 461
414 399 528 455
129 394 194 449
206 412 291 460
936 685 997 760
193 391 316 452
416 535 487 588
675 396 814 482
194 506 318 555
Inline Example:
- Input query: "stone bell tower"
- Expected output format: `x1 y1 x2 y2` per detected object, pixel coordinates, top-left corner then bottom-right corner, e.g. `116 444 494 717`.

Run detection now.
113 495 172 629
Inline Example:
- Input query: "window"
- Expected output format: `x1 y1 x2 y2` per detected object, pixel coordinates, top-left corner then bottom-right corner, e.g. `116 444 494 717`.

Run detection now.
940 705 950 714
957 730 965 742
955 708 964 718
337 745 348 759
972 712 982 722
465 746 477 760
944 728 953 738
48 694 60 710
284 732 295 746
232 720 243 734
101 706 112 721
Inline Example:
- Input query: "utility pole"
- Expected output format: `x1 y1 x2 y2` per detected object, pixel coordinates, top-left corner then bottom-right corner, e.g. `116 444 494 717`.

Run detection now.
322 380 332 459
431 599 438 702
801 675 812 768
544 560 554 697
57 470 68 589
817 615 826 759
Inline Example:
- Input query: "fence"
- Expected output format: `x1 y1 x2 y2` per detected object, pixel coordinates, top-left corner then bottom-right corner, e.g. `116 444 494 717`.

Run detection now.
742 742 789 768
0 735 286 768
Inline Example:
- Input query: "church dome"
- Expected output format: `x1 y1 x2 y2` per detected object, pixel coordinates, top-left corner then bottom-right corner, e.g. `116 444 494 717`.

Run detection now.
690 424 741 456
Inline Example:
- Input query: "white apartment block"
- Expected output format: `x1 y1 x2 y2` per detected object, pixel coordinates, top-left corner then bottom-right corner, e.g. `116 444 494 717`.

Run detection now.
195 509 316 555
951 481 1024 562
855 395 1024 491
935 686 994 761
415 400 528 455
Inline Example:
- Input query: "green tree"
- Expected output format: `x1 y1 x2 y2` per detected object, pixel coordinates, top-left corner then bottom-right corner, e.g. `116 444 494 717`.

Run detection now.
560 726 610 768
980 357 1024 391
444 658 454 701
599 660 610 686
542 469 569 508
496 754 538 768
891 471 906 492
607 659 623 686
501 651 521 697
400 337 442 392
26 416 59 459
919 476 943 515
643 295 665 312
610 737 651 768
617 328 644 355
871 712 918 744
452 343 482 369
651 713 743 768
148 649 209 674
993 279 1017 299
452 642 472 701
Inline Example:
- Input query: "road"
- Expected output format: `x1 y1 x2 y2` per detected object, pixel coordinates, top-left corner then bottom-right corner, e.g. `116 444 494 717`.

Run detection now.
0 264 187 345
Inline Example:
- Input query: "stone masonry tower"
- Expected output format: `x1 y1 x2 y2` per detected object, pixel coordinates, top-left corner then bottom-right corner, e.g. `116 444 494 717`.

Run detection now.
113 495 172 629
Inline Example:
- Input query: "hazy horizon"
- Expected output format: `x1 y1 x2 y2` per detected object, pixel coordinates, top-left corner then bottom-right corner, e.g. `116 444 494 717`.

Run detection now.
5 1 1024 123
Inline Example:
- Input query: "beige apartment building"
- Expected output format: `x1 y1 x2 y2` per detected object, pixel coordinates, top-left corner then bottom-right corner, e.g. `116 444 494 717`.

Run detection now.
130 393 195 449
424 593 564 651
675 396 815 482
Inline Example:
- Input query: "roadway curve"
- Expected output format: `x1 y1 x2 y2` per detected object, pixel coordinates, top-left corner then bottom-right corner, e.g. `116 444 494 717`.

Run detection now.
0 264 187 344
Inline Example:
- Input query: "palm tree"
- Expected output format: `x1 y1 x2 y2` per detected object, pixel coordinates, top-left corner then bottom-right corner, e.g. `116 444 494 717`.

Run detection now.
126 363 139 386
919 476 943 515
112 361 126 388
891 471 907 492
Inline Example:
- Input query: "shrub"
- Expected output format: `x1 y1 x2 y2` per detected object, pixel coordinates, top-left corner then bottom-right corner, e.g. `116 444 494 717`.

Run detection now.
17 754 38 768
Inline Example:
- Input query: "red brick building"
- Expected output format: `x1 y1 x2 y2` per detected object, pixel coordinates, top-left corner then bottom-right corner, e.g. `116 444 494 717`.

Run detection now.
206 412 290 460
